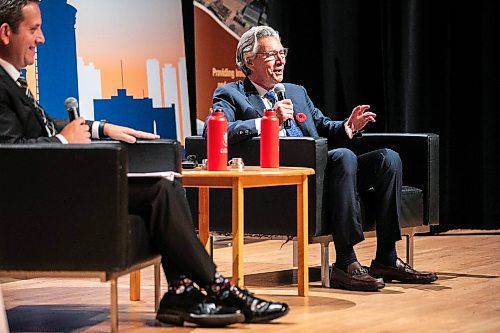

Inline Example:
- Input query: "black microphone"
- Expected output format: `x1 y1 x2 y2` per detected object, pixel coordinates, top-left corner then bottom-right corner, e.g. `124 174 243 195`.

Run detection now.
273 83 290 129
64 97 79 121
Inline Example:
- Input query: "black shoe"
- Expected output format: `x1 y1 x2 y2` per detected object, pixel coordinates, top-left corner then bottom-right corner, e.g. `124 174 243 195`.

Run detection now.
156 288 244 327
217 285 289 323
330 262 385 292
370 258 438 284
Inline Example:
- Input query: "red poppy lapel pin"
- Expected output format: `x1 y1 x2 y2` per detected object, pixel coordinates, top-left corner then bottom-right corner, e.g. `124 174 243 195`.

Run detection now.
295 113 307 123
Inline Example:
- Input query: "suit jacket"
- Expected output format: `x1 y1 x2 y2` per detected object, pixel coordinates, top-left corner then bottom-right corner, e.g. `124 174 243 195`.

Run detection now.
0 65 68 143
207 77 350 146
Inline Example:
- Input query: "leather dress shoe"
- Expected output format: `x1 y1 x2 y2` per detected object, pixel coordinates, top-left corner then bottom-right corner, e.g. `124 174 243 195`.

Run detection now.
156 288 244 327
370 258 438 284
330 262 385 292
217 285 289 323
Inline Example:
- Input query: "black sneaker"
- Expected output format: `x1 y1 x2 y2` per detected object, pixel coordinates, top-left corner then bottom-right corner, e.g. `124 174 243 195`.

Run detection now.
156 278 244 327
217 285 289 323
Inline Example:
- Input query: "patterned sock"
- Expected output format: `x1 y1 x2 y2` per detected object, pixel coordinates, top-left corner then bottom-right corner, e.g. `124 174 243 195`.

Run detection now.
168 275 196 294
334 245 358 272
207 272 233 299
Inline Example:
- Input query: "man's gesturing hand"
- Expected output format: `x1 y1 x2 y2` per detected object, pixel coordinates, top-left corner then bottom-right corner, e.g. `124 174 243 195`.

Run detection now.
344 105 376 139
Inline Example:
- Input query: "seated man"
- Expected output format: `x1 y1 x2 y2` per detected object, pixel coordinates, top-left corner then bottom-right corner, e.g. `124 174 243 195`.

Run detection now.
205 25 437 292
0 0 288 327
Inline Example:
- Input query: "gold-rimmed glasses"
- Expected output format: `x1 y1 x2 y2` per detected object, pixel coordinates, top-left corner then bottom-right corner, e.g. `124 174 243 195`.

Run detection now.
255 48 288 61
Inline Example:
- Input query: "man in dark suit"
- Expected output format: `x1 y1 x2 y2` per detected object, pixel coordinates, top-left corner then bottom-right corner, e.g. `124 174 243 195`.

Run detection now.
0 1 288 326
207 25 437 291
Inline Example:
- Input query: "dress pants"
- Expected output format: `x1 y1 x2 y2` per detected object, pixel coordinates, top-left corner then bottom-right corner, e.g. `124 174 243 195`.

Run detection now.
325 148 403 248
128 177 216 285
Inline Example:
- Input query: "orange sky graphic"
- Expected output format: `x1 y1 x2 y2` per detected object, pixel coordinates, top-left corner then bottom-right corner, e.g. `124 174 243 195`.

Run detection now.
67 0 186 100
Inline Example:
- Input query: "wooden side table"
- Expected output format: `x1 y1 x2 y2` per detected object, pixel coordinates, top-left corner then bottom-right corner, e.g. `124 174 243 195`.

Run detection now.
182 166 314 296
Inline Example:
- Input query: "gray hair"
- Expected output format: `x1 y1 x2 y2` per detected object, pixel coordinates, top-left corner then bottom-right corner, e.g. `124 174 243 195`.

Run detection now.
0 0 39 32
236 25 280 76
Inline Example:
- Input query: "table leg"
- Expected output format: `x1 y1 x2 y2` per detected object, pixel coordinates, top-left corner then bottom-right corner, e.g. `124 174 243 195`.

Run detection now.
130 270 140 301
232 178 244 286
297 175 309 296
198 187 210 253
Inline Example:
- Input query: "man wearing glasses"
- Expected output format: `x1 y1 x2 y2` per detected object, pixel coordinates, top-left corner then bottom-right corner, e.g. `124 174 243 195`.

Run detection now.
206 25 437 292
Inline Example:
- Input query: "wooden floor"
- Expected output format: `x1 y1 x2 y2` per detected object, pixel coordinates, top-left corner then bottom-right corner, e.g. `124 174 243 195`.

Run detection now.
2 229 499 333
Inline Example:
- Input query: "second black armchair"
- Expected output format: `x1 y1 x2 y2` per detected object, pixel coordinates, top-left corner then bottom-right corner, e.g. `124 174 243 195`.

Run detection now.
185 133 439 287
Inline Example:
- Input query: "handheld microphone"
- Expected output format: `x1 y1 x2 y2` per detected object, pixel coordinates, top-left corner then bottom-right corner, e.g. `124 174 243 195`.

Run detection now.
64 97 79 121
273 83 290 128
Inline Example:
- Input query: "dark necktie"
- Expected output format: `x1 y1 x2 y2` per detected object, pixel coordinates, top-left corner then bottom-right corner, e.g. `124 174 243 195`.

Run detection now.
17 76 56 137
264 91 303 137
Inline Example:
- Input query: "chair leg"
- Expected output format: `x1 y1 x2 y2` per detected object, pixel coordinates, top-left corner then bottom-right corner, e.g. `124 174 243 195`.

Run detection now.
0 288 9 333
292 240 298 267
405 232 415 267
321 242 330 287
209 234 214 258
292 240 298 283
110 278 118 333
130 270 141 301
154 262 161 312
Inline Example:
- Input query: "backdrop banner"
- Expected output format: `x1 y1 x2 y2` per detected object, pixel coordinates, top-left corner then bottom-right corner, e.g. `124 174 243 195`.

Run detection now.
28 0 191 142
193 0 269 134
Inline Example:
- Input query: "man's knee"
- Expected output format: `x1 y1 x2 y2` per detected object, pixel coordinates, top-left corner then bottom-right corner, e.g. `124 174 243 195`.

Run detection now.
380 148 402 173
328 148 358 175
153 178 184 198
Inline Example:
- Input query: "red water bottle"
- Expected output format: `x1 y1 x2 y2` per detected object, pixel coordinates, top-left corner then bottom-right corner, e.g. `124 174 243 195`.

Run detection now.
207 109 228 171
260 109 279 168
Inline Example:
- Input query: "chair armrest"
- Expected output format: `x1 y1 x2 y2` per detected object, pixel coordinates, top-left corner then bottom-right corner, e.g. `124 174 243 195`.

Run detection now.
185 136 328 167
184 136 329 236
127 139 182 173
346 133 439 226
0 143 131 271
95 139 182 173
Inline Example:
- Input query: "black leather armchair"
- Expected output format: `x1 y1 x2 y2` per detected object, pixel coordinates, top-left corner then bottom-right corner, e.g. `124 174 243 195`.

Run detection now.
185 133 439 286
0 139 182 332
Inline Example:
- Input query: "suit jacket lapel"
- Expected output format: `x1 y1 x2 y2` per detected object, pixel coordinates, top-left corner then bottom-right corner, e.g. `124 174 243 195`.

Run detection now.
0 66 47 127
243 77 265 117
294 115 314 137
0 66 33 108
283 84 317 137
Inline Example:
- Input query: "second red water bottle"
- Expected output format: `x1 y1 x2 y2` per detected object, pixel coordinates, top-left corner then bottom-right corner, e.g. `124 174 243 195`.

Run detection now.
207 109 228 171
260 110 279 168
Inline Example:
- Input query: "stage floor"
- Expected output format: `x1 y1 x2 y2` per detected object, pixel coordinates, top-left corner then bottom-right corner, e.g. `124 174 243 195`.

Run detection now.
2 229 499 332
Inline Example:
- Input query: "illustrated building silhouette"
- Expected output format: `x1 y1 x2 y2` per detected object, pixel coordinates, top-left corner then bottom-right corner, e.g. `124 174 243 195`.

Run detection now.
94 89 177 139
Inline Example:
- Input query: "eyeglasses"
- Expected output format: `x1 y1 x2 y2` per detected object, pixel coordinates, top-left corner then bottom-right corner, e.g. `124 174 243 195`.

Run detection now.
255 48 288 61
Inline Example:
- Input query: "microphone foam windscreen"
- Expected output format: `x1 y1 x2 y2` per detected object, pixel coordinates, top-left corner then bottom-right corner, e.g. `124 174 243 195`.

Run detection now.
274 83 285 94
64 97 78 109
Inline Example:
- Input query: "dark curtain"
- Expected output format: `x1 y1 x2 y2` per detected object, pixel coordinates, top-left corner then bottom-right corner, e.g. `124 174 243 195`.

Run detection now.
266 0 500 231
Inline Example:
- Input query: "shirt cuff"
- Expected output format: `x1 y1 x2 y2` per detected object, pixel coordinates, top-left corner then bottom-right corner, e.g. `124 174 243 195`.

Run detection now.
255 118 262 134
55 134 68 144
91 121 101 139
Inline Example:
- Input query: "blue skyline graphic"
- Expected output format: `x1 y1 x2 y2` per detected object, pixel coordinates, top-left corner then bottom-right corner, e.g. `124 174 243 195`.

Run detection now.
94 89 176 138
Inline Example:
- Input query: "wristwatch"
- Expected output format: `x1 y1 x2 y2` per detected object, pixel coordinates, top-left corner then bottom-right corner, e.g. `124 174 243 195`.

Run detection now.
98 120 108 138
